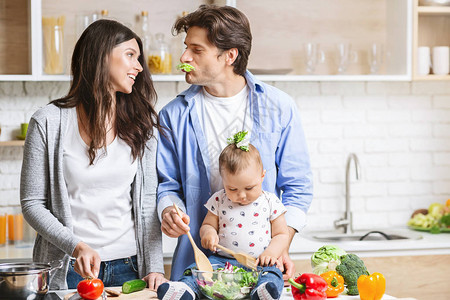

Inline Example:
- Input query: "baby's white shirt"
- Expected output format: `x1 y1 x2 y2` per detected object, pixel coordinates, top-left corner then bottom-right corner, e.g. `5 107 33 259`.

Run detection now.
204 189 286 258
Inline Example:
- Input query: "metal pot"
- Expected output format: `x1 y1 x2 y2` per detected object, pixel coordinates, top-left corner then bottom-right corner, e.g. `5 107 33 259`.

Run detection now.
0 261 62 300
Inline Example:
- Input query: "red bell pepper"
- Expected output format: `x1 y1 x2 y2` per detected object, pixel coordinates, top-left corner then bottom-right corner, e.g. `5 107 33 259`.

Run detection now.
288 273 328 300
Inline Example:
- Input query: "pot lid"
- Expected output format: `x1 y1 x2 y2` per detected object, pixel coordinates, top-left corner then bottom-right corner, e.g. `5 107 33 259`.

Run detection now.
0 262 53 275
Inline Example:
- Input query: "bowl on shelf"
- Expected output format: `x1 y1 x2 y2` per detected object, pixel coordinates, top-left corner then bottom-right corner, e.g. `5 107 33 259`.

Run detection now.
192 263 261 300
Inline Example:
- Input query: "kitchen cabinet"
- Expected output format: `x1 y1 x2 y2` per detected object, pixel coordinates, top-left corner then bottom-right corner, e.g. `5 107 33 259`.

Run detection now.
2 0 447 82
239 0 412 81
413 0 450 80
0 0 205 82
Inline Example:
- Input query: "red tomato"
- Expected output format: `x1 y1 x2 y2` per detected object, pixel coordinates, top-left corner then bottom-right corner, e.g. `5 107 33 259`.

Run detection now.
77 278 104 300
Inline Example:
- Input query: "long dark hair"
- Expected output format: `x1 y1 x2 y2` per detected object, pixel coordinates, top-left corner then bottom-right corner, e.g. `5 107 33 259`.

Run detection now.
52 19 161 164
173 4 252 76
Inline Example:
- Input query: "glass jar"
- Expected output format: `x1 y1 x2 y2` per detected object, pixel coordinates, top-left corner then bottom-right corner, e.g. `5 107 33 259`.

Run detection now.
148 33 172 74
140 11 153 59
42 16 66 74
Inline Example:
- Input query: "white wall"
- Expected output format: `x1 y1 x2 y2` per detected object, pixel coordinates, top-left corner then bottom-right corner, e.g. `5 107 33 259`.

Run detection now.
1 80 450 236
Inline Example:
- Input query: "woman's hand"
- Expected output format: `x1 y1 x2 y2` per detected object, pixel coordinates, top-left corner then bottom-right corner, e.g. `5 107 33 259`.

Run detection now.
143 272 168 291
160 206 190 238
72 242 101 279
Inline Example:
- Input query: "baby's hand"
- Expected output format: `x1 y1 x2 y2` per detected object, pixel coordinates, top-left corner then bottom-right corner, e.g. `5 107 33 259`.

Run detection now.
257 255 279 268
200 232 219 252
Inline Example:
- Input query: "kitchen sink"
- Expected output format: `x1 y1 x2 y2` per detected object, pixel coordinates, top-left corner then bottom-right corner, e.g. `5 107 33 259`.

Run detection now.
307 230 423 242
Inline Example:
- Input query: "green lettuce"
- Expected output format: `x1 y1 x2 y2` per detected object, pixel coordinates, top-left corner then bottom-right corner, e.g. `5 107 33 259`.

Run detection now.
311 245 347 275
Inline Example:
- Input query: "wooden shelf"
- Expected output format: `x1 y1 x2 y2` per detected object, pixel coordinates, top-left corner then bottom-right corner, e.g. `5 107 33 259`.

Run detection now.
418 6 450 15
0 140 25 147
414 74 450 80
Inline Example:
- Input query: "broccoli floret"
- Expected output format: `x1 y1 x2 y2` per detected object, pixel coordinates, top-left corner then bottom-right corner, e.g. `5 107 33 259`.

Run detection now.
335 253 369 295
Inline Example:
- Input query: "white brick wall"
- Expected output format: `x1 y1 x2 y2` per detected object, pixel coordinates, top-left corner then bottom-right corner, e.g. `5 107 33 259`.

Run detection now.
1 81 450 232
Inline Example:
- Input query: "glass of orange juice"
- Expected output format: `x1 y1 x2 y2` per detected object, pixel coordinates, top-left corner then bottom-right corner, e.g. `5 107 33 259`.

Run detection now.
7 213 24 244
0 213 6 246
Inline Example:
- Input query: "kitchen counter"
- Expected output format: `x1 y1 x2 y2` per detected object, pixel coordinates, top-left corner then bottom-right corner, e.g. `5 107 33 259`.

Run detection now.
2 227 449 263
160 227 450 263
288 227 450 260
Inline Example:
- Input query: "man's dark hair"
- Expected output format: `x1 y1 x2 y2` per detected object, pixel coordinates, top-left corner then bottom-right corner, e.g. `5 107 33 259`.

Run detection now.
173 4 252 76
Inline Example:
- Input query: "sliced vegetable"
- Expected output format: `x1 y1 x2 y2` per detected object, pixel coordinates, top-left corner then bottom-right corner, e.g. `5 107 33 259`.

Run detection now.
311 245 347 275
319 271 344 298
357 272 386 300
77 278 104 300
288 273 327 300
122 279 147 294
176 63 195 72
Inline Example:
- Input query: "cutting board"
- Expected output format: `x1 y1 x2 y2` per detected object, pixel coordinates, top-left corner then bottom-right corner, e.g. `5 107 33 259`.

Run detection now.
63 287 158 299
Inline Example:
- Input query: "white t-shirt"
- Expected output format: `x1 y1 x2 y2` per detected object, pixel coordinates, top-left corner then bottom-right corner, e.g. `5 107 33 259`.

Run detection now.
63 108 137 261
196 86 253 193
204 190 286 258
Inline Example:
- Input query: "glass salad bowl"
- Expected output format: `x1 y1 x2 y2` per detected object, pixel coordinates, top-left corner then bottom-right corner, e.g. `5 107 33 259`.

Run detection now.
192 262 261 300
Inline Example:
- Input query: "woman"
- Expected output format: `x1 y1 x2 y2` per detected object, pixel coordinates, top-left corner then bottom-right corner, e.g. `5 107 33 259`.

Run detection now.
20 19 166 290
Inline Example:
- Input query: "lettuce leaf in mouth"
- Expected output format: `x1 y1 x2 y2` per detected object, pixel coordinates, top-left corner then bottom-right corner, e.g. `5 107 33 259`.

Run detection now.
177 63 195 72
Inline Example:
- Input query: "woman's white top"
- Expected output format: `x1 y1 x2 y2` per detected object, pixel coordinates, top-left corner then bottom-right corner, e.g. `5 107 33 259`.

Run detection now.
63 108 137 261
196 85 253 193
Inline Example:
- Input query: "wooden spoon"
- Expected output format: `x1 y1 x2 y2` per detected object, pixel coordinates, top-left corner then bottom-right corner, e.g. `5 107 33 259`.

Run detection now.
173 204 213 273
215 244 257 270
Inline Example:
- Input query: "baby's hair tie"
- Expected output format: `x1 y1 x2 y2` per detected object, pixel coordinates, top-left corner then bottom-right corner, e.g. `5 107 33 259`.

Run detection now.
227 130 250 152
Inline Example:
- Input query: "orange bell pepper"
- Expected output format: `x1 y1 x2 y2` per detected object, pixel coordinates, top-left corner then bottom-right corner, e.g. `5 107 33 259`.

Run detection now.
357 272 386 300
319 271 344 298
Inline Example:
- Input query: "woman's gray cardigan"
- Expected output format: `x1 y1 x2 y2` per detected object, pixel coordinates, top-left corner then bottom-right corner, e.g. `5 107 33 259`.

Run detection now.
20 104 164 289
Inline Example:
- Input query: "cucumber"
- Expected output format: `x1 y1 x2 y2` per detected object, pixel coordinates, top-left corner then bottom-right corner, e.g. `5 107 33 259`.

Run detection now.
122 279 147 294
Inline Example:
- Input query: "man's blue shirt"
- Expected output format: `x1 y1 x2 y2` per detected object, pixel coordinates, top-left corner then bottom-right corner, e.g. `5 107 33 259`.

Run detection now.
157 71 313 280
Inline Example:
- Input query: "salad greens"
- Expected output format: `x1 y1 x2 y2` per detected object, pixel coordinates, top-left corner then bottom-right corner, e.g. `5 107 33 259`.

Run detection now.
195 262 259 300
176 63 196 72
311 245 347 275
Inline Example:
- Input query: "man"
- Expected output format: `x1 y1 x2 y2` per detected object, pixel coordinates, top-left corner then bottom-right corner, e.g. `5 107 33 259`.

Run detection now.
157 4 312 289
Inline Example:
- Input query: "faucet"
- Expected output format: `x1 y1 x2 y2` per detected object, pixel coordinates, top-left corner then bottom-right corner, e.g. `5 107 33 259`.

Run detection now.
334 153 361 234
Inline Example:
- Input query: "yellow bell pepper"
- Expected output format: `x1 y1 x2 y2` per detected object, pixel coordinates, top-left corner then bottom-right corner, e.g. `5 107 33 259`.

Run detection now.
357 272 386 300
319 271 344 298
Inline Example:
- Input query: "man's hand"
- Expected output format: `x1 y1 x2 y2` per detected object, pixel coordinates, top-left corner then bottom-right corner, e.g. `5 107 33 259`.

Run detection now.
72 241 101 279
143 272 168 291
280 252 295 282
160 206 190 238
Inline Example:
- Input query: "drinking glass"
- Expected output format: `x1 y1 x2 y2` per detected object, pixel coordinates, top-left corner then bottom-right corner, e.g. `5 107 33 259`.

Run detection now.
0 213 6 246
368 43 384 74
336 43 358 74
304 43 325 74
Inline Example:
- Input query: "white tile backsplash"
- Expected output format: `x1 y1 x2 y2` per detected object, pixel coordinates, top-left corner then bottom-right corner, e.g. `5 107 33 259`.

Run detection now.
1 80 449 232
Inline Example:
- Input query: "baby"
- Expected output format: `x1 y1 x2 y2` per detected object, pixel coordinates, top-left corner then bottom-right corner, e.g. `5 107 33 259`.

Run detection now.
157 131 290 300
